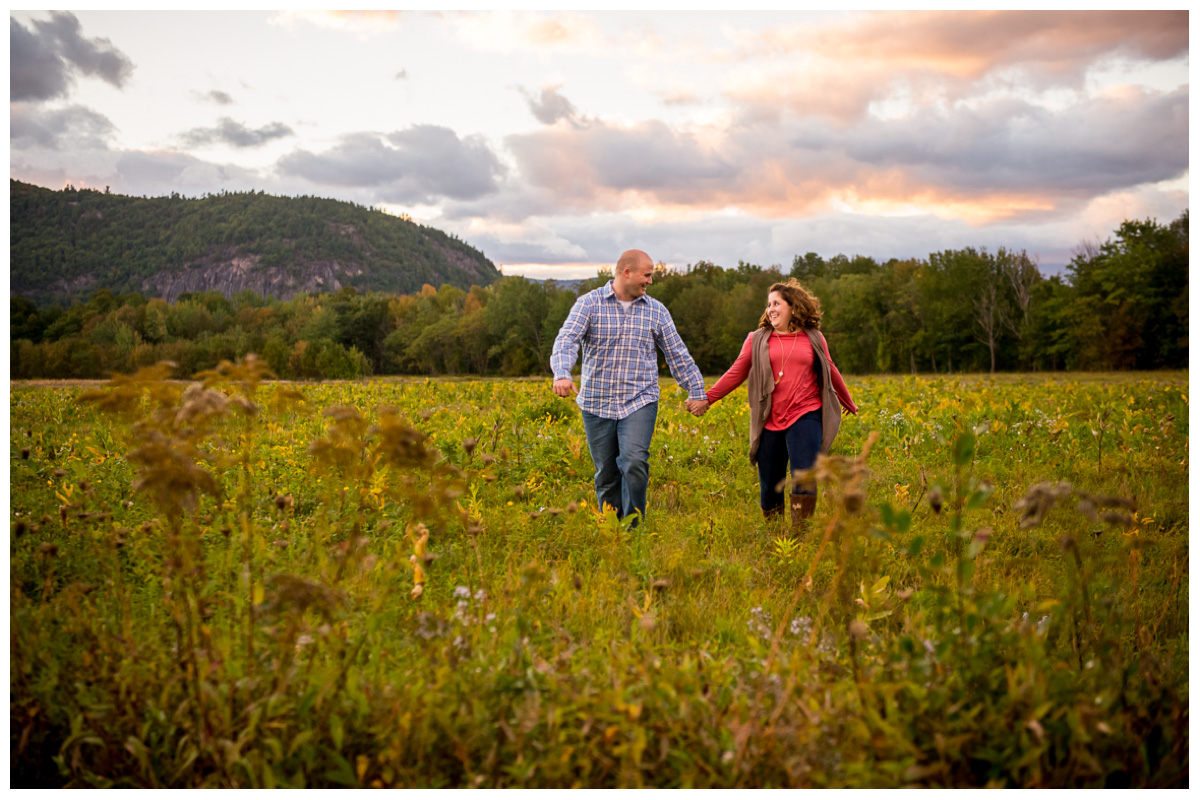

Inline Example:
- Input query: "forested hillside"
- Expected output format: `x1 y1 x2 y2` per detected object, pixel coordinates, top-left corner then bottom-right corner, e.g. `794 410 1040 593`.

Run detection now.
9 211 1187 380
9 180 500 306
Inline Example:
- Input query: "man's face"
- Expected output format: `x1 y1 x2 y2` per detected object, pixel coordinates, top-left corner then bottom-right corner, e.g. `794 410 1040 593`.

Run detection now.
621 261 654 296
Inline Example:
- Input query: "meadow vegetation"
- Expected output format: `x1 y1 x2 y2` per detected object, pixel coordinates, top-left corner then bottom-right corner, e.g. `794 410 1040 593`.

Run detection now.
9 361 1189 787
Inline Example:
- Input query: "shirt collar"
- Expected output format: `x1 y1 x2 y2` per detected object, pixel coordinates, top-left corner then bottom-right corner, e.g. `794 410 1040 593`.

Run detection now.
602 280 646 303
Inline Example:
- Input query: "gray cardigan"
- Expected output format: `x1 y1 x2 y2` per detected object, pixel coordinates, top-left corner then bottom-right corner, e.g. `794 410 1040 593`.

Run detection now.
745 327 842 466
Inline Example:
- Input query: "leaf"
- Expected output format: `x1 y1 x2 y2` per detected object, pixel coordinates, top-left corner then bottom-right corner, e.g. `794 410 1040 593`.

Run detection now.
953 432 975 466
324 750 358 787
331 713 344 751
288 730 314 758
965 490 990 511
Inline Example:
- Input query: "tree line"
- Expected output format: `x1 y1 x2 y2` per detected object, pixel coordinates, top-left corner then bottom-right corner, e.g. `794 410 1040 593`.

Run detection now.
10 211 1187 380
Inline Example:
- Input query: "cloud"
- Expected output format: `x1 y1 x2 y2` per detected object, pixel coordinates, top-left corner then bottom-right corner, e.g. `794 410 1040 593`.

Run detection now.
447 11 610 55
11 102 116 149
181 118 295 149
276 125 505 203
520 85 580 126
10 12 134 102
395 69 408 80
721 10 1189 124
507 119 737 204
270 10 407 34
482 81 1188 226
201 89 234 105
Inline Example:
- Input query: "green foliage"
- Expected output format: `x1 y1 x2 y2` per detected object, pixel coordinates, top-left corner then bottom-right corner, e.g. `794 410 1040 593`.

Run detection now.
10 180 499 307
10 209 1190 380
9 367 1188 787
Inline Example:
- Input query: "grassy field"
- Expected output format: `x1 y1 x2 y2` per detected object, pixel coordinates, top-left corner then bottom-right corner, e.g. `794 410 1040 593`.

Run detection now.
9 362 1189 787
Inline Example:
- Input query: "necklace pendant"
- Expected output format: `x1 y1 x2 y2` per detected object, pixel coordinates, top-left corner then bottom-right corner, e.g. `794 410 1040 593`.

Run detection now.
778 370 784 378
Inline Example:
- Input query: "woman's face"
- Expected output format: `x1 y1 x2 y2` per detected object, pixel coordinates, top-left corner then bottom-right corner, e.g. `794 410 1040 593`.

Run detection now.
766 291 793 331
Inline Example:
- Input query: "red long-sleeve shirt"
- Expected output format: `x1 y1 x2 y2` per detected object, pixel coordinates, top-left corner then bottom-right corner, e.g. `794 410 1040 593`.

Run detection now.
706 330 858 431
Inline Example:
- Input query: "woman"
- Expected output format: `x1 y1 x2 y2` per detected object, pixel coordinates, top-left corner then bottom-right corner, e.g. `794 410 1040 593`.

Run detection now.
703 280 858 526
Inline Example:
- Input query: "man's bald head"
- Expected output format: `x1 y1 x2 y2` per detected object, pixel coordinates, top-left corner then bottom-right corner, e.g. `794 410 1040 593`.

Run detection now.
611 249 655 301
616 249 652 275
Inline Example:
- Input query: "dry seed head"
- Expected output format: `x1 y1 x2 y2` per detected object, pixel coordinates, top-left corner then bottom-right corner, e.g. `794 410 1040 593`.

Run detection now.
480 453 496 465
14 521 27 537
175 383 230 423
230 395 259 416
843 490 865 514
462 438 477 455
566 501 579 513
513 485 526 498
20 448 29 460
848 620 869 639
572 574 582 590
39 542 58 557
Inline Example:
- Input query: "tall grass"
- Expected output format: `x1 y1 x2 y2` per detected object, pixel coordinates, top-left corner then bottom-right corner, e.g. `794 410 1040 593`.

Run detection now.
10 363 1188 787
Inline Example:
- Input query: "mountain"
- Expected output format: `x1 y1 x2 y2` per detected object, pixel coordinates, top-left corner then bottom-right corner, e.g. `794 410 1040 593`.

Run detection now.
9 180 501 306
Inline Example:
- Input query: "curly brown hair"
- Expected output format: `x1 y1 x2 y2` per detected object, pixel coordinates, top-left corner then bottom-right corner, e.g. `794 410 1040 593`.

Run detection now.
758 279 822 332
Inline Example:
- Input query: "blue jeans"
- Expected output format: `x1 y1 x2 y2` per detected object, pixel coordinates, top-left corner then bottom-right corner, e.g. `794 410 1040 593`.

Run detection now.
580 402 658 526
757 408 822 512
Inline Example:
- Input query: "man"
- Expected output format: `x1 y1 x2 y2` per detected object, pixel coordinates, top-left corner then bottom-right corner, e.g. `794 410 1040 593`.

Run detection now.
551 249 708 527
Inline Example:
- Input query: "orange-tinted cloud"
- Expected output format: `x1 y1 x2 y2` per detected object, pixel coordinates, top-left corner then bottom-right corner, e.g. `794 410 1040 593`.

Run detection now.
482 82 1186 227
753 11 1187 77
722 10 1188 124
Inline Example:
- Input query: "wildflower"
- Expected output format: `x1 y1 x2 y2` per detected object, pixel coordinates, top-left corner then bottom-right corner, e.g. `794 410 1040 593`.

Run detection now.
454 585 471 599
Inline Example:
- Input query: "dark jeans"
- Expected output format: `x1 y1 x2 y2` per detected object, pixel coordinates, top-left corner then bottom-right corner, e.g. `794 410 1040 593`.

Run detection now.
757 408 822 512
580 402 658 527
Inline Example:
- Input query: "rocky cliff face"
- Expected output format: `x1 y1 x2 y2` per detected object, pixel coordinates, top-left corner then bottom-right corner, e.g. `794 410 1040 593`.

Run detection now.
139 252 364 303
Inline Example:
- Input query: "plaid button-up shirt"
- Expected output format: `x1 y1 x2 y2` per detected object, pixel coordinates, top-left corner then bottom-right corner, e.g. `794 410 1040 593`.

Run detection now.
551 281 706 420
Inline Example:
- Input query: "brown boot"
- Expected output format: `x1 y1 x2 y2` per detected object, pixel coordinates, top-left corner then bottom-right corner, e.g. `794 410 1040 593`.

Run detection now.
791 494 817 532
764 504 785 521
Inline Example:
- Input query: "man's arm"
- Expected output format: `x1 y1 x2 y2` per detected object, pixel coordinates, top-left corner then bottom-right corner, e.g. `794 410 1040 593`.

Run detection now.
653 306 707 402
550 295 591 395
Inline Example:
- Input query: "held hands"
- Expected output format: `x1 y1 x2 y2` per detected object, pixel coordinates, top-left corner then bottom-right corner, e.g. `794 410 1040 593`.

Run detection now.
686 399 710 418
552 378 578 397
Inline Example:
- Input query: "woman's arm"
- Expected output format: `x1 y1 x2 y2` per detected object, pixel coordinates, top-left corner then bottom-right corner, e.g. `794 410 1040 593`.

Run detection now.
820 333 858 414
705 333 755 405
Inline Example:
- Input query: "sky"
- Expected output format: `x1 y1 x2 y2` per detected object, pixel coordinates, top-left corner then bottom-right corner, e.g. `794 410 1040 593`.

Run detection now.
8 9 1190 280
